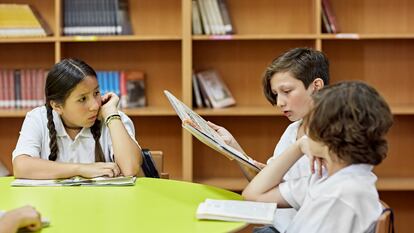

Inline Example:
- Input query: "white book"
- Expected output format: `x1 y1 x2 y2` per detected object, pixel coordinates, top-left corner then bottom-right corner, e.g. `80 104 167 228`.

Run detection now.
196 199 277 224
11 176 136 187
164 90 260 172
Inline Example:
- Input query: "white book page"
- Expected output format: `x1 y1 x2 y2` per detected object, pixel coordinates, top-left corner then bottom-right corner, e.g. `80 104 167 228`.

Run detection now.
197 199 277 224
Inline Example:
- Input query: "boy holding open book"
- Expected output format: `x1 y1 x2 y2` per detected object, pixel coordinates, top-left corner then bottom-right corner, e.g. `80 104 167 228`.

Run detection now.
243 81 393 233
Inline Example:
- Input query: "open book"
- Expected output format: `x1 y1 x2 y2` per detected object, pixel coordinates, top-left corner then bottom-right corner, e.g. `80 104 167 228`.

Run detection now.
11 176 136 187
196 199 277 224
164 90 261 172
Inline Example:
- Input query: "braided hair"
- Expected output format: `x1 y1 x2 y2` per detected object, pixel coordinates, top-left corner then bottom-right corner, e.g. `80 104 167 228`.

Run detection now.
45 58 105 162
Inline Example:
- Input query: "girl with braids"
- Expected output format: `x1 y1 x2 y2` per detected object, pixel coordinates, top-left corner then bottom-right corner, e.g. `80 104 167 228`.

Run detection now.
243 81 393 233
12 58 141 179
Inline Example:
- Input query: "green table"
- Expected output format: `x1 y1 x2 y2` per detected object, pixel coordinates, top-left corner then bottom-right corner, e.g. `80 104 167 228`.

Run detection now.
0 177 247 232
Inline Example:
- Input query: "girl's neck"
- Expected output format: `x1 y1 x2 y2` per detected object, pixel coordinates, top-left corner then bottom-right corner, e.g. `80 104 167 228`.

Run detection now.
61 118 83 131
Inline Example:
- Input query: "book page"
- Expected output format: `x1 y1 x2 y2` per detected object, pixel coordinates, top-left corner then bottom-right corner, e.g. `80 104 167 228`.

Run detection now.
164 90 260 171
197 199 277 224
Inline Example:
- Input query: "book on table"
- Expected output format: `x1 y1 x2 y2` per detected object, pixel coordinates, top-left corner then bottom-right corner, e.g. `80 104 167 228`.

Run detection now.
11 176 136 187
164 90 261 172
196 198 277 224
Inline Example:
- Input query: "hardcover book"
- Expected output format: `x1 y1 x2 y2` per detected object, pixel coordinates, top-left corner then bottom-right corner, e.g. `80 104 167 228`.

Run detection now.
164 90 260 172
196 69 235 108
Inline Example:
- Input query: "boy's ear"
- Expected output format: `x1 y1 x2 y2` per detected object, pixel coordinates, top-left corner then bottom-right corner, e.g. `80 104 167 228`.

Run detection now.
50 101 63 115
312 78 324 92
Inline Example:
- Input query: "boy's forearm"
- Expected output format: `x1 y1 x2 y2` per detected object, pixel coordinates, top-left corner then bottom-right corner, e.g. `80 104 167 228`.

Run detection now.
13 156 81 179
243 141 303 200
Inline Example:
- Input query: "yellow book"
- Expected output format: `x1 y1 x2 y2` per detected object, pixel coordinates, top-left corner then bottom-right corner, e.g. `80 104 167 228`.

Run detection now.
0 4 51 37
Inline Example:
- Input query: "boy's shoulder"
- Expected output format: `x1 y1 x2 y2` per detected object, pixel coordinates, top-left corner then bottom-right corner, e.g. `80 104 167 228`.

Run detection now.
310 164 378 200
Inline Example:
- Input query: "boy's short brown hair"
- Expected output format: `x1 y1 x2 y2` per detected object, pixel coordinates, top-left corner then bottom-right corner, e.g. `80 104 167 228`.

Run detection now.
304 81 393 165
263 47 330 105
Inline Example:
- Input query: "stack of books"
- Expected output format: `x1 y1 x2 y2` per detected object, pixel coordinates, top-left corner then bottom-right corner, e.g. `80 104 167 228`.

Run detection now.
0 4 52 37
63 0 132 36
192 0 234 35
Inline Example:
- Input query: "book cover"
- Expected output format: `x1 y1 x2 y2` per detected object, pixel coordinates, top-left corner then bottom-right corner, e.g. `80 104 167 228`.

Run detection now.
11 176 137 187
196 69 235 108
192 0 203 35
197 199 277 224
164 90 260 172
123 71 146 108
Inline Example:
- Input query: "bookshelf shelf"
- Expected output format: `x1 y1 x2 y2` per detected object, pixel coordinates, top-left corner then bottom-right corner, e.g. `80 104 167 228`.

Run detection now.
320 34 414 40
0 0 413 231
0 37 56 43
59 35 182 42
376 178 414 191
193 34 318 41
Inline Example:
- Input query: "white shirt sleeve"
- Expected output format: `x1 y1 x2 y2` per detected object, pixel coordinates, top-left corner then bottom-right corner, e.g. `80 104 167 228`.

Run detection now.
278 176 312 210
12 110 44 160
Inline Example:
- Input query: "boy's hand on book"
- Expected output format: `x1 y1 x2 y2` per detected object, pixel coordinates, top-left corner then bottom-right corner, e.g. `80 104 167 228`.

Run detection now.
78 162 121 178
207 122 236 146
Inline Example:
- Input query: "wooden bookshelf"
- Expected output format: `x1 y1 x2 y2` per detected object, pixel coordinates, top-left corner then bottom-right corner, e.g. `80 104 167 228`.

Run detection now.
0 0 413 231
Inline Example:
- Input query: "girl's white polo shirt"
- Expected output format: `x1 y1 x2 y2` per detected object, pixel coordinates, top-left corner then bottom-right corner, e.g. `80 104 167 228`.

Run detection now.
12 106 137 163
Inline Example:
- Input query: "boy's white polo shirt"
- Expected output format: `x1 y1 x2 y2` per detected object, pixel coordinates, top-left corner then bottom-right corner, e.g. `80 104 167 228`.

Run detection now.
279 164 382 233
12 106 137 163
267 120 311 180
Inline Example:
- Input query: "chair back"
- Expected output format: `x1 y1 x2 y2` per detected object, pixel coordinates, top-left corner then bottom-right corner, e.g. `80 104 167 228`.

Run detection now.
375 201 394 233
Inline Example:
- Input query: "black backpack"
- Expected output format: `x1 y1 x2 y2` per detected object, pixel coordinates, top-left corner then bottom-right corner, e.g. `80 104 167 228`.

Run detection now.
140 149 160 178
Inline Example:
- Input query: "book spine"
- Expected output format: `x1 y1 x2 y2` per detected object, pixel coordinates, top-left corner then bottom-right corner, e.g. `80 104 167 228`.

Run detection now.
217 0 234 34
322 0 340 33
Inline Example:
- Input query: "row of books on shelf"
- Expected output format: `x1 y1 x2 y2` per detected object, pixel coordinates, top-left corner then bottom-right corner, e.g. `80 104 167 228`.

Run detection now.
63 0 132 36
192 0 234 35
321 0 340 34
192 69 235 109
0 69 46 109
0 69 146 109
0 4 51 37
98 70 146 108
